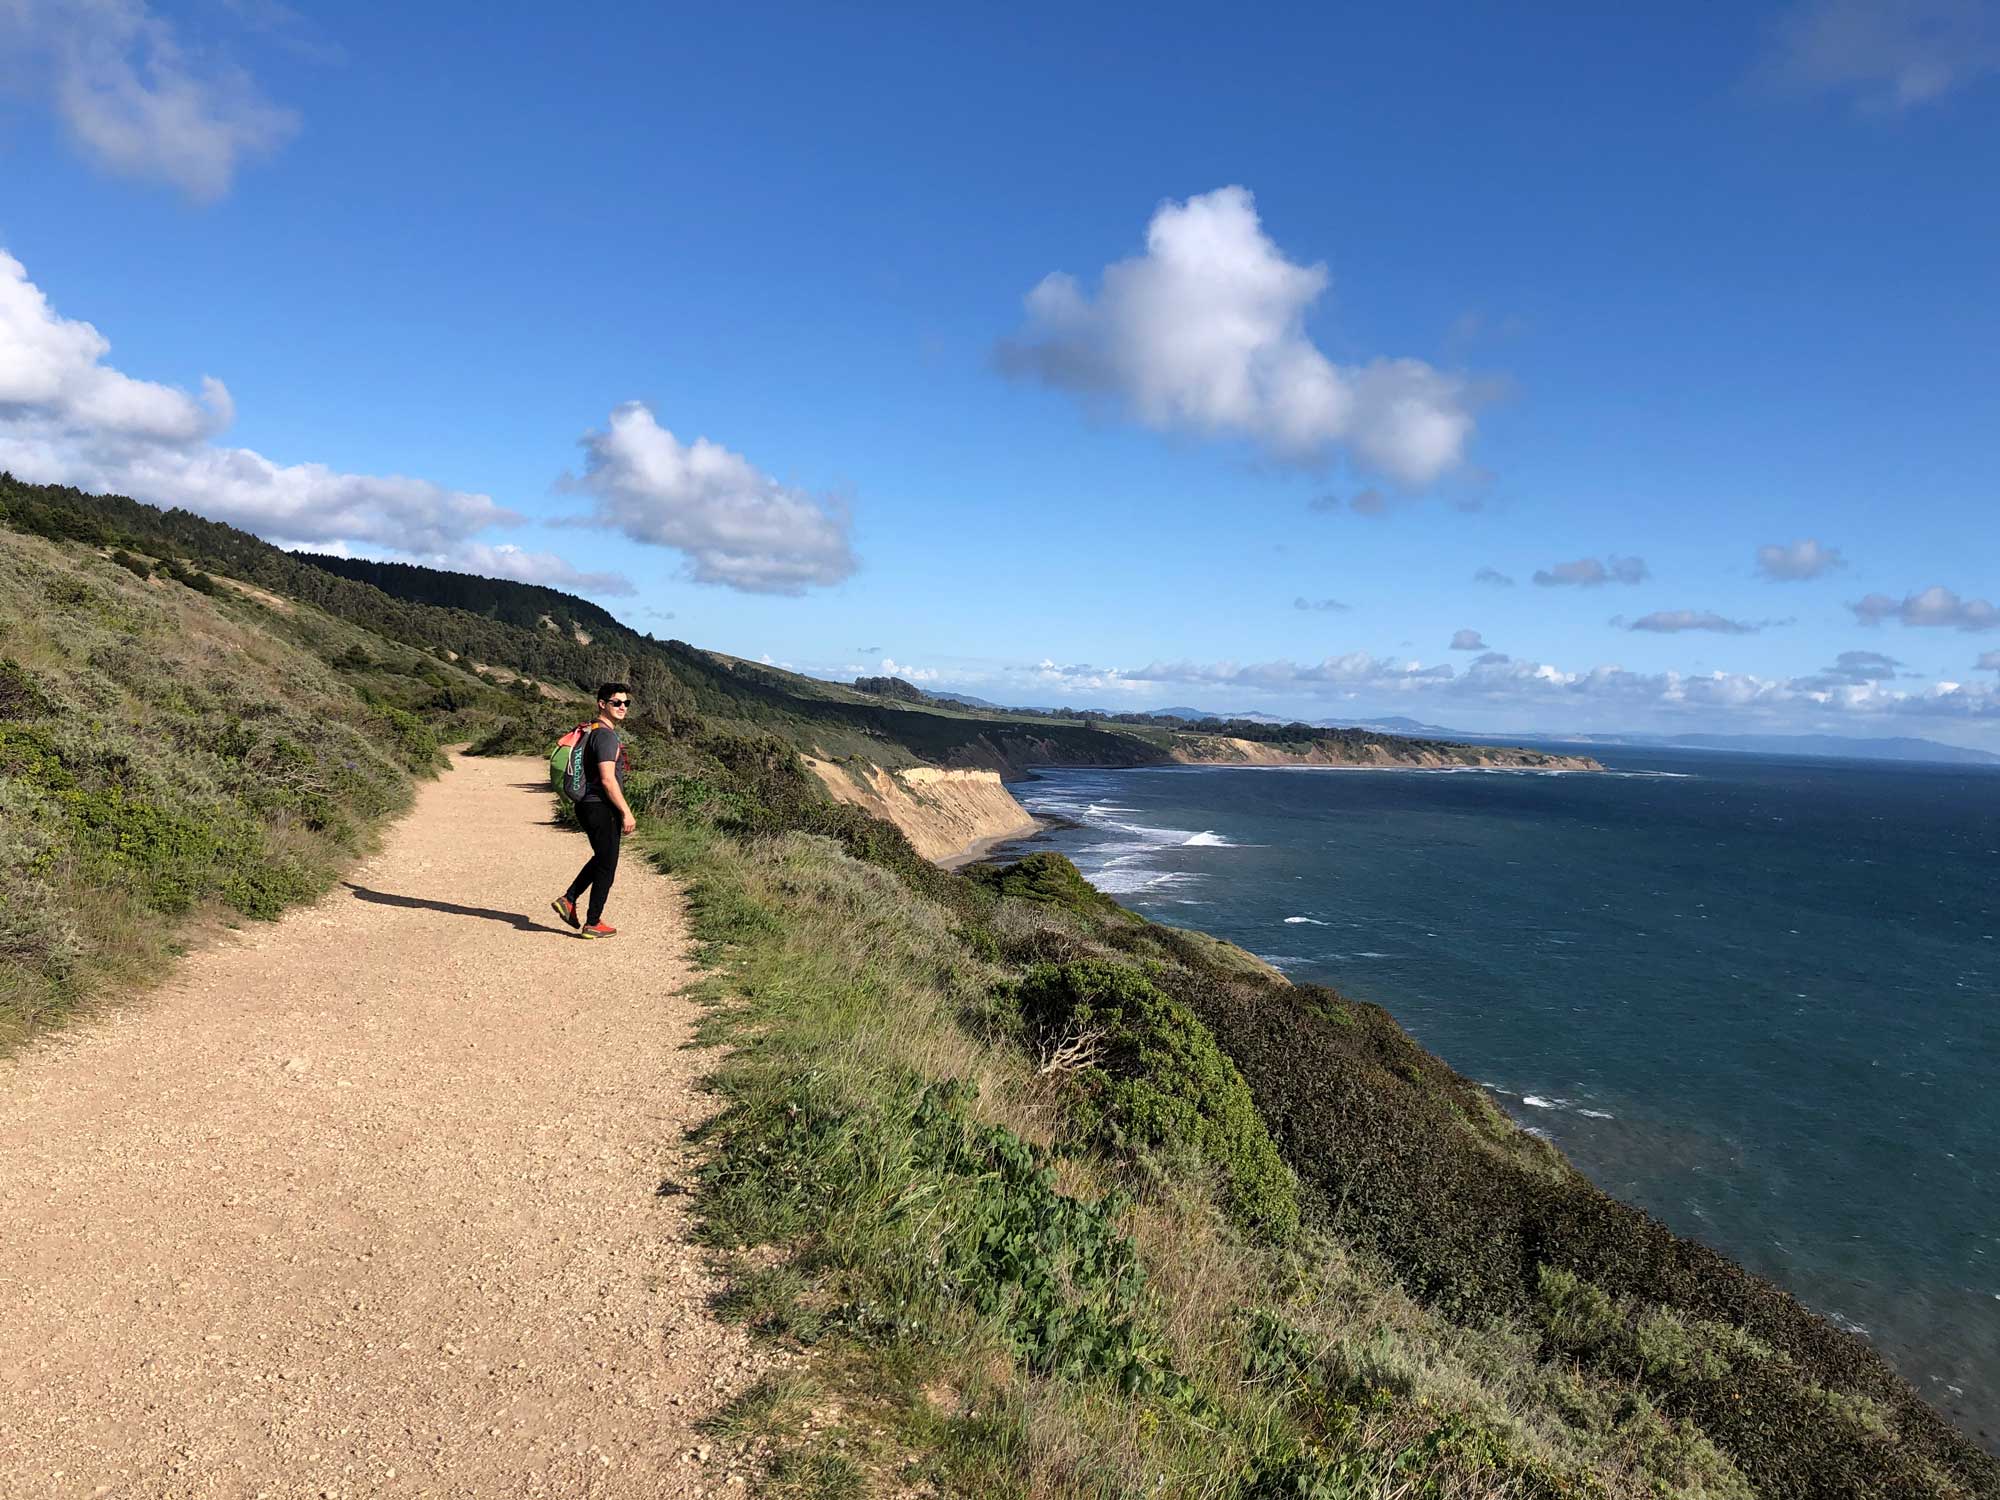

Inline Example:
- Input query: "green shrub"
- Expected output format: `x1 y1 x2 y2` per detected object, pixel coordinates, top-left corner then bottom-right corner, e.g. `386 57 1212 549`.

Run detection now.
0 658 53 720
1014 960 1300 1241
971 851 1120 917
1538 1266 1621 1357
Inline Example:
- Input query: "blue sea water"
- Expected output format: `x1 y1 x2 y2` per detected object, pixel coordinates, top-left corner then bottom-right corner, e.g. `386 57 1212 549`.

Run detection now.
994 747 2000 1451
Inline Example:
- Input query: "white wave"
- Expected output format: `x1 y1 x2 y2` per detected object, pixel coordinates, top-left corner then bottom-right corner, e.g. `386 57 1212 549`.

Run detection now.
1102 816 1198 844
1354 950 1392 959
1522 1094 1559 1110
1183 830 1241 847
1576 1108 1615 1120
1284 916 1329 926
1090 867 1203 896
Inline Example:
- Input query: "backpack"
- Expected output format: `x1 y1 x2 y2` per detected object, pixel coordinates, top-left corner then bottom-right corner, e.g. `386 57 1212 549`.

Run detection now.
549 723 596 802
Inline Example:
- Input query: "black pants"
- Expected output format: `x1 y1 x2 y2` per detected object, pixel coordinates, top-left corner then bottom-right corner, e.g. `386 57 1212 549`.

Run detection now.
565 800 623 924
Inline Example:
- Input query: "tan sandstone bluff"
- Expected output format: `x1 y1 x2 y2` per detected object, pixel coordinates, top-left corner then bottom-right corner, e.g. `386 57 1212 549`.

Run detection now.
803 757 1041 867
0 753 771 1498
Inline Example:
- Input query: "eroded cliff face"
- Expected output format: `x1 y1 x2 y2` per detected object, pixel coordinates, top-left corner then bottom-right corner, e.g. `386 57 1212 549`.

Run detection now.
803 758 1040 864
1169 737 1603 772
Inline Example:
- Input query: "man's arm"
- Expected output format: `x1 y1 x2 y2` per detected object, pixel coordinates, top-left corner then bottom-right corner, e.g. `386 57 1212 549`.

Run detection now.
598 742 637 834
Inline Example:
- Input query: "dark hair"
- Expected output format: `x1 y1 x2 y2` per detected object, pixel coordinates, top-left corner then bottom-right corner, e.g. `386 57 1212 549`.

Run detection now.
597 681 631 703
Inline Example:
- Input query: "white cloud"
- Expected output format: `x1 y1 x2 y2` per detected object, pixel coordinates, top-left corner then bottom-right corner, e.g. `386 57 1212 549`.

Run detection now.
1293 596 1350 613
1450 629 1486 651
1852 586 2000 631
1473 567 1515 587
880 656 938 683
1980 650 2000 671
997 186 1477 486
564 403 857 595
1755 537 1846 580
1625 610 1764 635
950 641 2000 733
0 251 228 443
449 542 634 597
1533 555 1649 587
1 0 298 200
0 247 626 590
1771 0 2000 111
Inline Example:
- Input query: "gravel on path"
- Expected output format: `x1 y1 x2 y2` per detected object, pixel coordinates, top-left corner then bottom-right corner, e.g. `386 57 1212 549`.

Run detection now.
2 752 769 1498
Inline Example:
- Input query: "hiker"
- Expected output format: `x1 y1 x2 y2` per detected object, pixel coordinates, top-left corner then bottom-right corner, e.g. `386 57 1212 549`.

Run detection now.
551 683 635 938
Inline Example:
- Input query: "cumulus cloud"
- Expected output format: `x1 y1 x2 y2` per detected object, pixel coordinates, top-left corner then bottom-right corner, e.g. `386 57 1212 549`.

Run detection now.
1852 586 2000 631
0 247 634 591
1769 0 2000 111
0 0 298 200
880 656 939 683
1533 555 1649 588
563 404 857 595
1755 537 1846 580
0 251 230 443
997 186 1477 486
1625 610 1765 635
449 542 634 597
1473 567 1515 587
1294 596 1350 613
1981 650 2000 671
1450 629 1486 651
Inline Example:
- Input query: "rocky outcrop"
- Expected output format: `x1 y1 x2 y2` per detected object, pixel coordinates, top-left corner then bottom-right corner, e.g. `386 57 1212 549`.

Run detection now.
1169 736 1602 772
804 758 1042 864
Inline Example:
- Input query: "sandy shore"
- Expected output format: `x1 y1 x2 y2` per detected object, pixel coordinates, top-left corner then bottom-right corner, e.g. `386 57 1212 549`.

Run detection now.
937 815 1054 870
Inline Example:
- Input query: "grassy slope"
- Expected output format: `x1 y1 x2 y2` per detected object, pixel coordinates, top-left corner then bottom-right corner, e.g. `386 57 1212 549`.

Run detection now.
9 477 1993 1496
650 809 1999 1499
0 516 538 1047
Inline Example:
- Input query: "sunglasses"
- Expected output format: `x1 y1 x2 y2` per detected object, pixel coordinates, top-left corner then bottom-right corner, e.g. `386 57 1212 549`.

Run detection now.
607 699 631 708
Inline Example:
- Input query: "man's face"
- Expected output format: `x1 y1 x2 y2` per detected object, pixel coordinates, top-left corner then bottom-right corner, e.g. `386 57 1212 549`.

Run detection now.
602 693 631 723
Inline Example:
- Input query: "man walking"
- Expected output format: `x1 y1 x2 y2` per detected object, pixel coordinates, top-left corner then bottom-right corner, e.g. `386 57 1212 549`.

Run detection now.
551 683 635 938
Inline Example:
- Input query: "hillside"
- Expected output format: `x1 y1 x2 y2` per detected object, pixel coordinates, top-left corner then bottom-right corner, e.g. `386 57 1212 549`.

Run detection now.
6 475 1993 1496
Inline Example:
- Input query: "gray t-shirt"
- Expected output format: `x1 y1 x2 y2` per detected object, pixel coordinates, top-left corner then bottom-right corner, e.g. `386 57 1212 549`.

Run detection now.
577 726 625 803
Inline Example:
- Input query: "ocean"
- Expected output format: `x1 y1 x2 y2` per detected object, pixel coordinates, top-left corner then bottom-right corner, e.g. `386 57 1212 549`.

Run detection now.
992 747 2000 1451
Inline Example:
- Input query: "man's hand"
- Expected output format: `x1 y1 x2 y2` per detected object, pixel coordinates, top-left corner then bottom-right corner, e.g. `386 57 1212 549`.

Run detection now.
621 812 637 835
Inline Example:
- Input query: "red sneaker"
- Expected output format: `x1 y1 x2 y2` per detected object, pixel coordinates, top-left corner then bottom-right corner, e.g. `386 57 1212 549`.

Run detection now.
579 921 618 939
550 896 580 930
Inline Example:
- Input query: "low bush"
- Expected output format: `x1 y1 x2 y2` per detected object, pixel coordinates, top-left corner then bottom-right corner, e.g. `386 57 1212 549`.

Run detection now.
1012 959 1300 1241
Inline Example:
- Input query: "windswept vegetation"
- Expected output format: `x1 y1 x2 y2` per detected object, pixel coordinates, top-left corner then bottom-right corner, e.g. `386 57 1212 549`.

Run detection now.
7 475 1994 1495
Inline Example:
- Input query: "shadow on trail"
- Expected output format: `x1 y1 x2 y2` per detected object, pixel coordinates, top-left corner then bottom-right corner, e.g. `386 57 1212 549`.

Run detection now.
341 883 560 934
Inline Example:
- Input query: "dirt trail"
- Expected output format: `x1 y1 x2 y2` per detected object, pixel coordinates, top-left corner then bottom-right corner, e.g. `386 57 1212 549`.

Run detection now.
1 753 765 1499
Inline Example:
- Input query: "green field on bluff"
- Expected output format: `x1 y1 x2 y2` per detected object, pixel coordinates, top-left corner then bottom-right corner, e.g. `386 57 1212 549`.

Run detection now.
4 474 1995 1499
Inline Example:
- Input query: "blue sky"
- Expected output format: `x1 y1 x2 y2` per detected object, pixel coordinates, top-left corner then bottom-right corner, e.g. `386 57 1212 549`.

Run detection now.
4 1 1998 742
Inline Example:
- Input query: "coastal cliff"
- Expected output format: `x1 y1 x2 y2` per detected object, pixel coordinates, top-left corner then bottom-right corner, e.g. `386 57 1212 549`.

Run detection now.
940 728 1602 779
803 757 1040 864
1170 735 1603 772
18 478 1992 1494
